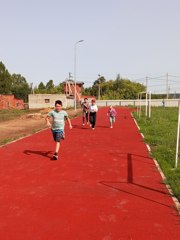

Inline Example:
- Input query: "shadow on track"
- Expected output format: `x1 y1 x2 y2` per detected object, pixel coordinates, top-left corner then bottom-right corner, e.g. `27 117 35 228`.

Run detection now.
24 150 53 159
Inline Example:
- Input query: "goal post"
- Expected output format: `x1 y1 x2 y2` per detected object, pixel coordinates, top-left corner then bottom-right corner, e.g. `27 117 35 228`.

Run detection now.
137 91 151 118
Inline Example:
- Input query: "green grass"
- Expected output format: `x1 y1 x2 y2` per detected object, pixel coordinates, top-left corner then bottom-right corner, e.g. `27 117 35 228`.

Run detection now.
133 107 180 201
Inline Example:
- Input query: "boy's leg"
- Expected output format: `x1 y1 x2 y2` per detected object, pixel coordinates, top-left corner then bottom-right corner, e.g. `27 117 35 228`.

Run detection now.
92 113 96 129
53 142 60 160
55 142 60 153
52 131 61 160
82 112 86 125
89 113 93 126
86 112 89 124
110 117 113 128
92 119 95 128
52 142 60 160
82 116 85 125
94 113 96 128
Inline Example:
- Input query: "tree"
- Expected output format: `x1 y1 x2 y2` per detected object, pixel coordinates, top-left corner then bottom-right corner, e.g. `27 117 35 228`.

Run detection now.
48 82 64 94
34 81 64 94
93 75 106 87
83 76 146 100
0 61 12 94
92 75 106 98
46 80 54 92
35 82 46 93
11 74 31 101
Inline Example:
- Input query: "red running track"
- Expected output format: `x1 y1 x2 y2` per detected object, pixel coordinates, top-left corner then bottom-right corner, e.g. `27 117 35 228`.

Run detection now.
0 107 180 240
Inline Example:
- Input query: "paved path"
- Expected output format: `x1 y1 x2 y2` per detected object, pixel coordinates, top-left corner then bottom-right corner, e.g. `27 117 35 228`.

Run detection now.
0 107 180 240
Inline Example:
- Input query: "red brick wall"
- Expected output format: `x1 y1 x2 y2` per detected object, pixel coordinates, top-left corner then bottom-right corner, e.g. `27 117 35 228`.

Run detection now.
64 83 82 96
0 95 24 110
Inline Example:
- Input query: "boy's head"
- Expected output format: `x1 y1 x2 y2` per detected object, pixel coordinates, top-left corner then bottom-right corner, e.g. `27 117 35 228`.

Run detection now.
55 100 62 111
91 99 95 104
84 98 88 102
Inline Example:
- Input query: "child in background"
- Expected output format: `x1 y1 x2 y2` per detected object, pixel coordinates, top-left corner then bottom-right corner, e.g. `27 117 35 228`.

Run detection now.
107 105 117 128
89 99 98 130
45 100 72 160
81 98 89 125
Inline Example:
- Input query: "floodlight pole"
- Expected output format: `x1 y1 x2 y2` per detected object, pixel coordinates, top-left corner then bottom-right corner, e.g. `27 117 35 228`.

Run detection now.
74 40 84 111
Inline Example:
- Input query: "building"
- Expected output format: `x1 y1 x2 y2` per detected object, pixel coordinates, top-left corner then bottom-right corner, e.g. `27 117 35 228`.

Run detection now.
28 80 95 109
63 80 84 100
0 95 24 110
28 94 74 109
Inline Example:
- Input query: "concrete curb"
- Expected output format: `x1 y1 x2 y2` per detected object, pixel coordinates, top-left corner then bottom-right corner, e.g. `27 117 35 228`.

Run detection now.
153 158 180 214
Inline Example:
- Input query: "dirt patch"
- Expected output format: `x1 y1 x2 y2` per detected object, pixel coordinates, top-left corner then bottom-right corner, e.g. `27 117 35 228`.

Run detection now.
0 108 81 145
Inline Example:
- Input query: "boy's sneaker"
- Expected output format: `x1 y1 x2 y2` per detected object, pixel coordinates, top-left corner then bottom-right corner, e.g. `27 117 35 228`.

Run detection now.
52 153 58 160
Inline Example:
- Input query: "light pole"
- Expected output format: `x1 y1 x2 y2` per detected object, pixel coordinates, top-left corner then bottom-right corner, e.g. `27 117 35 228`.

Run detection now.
74 40 84 111
98 74 101 100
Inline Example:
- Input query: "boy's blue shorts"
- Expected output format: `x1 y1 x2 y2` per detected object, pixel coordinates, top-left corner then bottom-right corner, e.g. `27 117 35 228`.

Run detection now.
51 130 64 142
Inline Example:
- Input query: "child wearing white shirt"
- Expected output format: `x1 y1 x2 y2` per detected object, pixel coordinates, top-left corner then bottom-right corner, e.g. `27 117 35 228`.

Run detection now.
89 99 98 130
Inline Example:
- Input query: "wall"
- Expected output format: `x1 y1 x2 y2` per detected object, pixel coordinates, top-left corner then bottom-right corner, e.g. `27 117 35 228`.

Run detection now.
28 94 75 109
96 99 180 107
0 95 24 110
28 95 180 109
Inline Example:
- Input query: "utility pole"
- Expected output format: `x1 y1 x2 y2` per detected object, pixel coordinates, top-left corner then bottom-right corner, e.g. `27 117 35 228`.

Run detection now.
69 72 72 80
30 83 34 94
166 72 169 99
146 76 148 92
65 78 67 97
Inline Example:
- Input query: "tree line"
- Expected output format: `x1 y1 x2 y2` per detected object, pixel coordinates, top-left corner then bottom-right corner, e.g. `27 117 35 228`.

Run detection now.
0 61 64 102
0 60 166 102
82 74 146 100
0 61 31 102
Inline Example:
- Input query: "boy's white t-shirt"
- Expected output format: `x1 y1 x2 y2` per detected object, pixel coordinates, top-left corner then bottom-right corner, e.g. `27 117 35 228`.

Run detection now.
89 104 98 112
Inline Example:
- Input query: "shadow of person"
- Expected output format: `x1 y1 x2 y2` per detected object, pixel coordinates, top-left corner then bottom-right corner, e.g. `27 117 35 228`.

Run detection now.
24 150 53 159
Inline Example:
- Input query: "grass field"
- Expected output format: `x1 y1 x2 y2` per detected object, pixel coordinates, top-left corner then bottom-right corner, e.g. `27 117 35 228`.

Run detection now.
0 109 41 122
133 107 180 201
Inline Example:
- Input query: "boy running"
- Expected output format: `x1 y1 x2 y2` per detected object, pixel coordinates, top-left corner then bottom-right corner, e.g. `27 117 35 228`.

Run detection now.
89 99 98 130
45 100 72 160
81 98 89 125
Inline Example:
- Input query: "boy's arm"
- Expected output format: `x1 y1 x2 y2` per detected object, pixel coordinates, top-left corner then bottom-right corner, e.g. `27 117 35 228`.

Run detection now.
45 115 52 128
66 117 72 129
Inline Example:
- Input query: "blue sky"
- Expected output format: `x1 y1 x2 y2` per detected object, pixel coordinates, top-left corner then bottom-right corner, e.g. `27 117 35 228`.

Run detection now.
1 0 180 94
